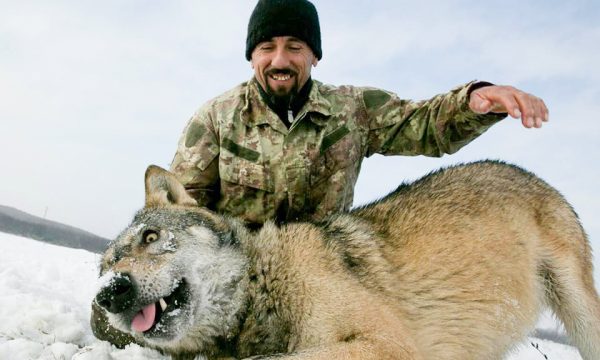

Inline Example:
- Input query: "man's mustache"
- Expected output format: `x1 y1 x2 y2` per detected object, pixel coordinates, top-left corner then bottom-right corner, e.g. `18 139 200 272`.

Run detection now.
265 68 298 77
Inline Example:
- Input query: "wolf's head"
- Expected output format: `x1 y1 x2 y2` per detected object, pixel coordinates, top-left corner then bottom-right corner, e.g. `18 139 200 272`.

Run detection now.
95 166 249 355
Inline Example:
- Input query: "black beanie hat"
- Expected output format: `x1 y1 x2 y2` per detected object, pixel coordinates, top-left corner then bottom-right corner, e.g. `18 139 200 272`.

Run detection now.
245 0 322 61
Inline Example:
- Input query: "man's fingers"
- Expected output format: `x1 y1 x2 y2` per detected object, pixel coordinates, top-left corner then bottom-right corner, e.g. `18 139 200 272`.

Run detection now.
519 92 549 128
534 99 546 128
539 98 549 122
469 85 549 129
497 93 521 120
513 92 536 128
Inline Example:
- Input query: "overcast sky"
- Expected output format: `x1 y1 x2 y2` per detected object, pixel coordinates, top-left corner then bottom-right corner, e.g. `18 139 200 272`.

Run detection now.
1 0 599 277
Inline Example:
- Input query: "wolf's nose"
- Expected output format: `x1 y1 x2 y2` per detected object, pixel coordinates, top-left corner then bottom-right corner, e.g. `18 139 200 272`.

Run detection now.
95 273 135 314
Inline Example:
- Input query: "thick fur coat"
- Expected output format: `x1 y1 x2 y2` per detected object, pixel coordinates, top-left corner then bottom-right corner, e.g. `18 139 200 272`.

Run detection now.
94 161 600 360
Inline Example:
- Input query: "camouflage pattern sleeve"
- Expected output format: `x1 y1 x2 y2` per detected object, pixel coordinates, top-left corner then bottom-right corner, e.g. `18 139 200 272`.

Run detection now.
362 82 507 157
169 107 221 209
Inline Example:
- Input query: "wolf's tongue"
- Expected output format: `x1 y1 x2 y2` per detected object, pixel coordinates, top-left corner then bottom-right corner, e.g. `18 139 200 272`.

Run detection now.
131 303 156 332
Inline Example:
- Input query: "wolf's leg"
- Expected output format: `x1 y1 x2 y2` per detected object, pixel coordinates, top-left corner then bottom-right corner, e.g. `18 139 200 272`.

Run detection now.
242 336 423 360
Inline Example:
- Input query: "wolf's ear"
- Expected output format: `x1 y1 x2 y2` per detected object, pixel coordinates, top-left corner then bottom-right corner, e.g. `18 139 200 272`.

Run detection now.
144 165 197 208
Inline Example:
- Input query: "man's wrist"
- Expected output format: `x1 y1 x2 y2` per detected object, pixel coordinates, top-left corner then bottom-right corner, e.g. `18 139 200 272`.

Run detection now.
467 81 495 98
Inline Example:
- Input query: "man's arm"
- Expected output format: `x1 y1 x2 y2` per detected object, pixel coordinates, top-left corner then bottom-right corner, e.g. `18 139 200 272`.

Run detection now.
362 82 546 157
169 108 220 208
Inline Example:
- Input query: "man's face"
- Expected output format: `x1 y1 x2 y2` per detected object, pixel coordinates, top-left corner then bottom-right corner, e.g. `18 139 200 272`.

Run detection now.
251 36 318 100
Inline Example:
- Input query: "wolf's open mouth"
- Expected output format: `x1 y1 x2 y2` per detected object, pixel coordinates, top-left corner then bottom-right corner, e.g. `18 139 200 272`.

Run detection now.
131 278 188 334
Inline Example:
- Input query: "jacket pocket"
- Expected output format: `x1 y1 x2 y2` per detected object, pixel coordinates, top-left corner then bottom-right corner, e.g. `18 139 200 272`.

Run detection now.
220 140 273 192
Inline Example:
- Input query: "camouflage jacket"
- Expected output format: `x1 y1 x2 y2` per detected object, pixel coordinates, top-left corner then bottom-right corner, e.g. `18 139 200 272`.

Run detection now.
170 78 505 225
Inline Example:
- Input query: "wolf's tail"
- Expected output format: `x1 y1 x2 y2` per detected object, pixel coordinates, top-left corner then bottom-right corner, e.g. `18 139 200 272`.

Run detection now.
538 198 600 360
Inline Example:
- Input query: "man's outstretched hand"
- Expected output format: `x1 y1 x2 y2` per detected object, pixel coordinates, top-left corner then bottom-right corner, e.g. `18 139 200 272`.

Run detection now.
469 85 549 128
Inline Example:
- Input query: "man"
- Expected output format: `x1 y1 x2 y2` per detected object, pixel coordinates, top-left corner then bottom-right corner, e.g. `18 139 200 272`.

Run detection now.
91 0 548 346
169 0 548 228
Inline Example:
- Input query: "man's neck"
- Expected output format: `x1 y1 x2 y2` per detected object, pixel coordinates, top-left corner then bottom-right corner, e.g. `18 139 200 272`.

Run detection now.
256 78 313 128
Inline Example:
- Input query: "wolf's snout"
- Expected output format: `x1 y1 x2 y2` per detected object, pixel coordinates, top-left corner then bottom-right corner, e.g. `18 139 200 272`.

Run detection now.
96 273 135 314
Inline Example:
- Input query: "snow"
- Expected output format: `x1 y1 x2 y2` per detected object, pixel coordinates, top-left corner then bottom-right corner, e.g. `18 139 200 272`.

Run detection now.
0 232 584 360
0 233 165 360
161 232 178 253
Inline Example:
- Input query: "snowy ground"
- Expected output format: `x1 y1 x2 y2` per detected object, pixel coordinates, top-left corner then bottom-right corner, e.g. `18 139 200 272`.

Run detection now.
0 233 583 360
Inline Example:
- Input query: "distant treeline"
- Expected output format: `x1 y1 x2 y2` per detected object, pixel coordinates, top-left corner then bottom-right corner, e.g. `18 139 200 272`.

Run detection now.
0 205 109 253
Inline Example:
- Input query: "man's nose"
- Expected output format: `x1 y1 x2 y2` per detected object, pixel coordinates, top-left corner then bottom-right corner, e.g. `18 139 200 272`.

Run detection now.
270 48 291 69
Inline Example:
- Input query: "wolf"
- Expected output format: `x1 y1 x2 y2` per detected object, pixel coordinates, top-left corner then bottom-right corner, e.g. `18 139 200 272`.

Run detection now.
93 160 600 360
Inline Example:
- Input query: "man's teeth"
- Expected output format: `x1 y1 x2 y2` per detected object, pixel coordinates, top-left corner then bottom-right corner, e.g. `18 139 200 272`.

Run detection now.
159 298 167 311
271 74 291 81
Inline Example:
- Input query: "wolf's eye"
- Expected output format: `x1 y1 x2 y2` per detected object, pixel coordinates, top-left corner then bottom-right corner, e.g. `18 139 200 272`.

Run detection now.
142 229 160 244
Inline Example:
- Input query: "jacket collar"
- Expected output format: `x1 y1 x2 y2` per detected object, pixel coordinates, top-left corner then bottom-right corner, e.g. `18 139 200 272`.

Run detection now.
240 78 332 132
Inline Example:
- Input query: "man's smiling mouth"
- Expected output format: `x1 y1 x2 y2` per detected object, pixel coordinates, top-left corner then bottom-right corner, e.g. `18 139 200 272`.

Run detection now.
270 73 292 81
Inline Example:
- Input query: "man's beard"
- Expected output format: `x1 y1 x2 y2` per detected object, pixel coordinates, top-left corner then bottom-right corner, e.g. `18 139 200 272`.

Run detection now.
265 83 299 110
264 69 299 110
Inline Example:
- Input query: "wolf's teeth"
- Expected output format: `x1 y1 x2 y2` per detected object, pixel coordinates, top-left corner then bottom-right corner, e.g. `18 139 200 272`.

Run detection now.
159 298 167 311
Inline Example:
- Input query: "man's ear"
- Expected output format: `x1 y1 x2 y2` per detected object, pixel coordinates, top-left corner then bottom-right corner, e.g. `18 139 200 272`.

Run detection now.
144 165 197 208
